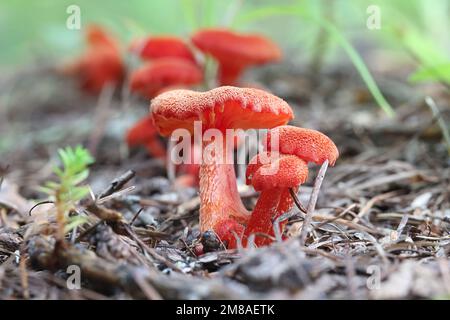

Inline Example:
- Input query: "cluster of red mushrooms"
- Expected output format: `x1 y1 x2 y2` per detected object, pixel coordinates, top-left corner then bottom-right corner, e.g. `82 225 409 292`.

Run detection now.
65 25 282 160
151 87 338 249
64 25 339 250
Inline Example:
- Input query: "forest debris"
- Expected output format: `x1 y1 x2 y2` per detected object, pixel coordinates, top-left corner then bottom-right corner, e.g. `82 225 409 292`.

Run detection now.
300 160 329 246
0 179 32 216
226 241 333 292
27 235 141 292
26 235 250 299
347 170 428 192
198 251 240 264
354 191 399 223
411 192 433 209
98 170 136 200
0 228 22 253
85 201 124 222
87 223 138 264
370 260 448 299
295 274 341 299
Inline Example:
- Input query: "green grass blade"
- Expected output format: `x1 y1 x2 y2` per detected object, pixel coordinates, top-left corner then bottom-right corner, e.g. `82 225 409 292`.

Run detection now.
425 97 450 156
232 4 395 117
319 20 395 117
181 0 198 32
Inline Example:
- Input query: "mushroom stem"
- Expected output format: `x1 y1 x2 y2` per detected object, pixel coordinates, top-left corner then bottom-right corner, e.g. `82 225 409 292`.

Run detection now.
199 139 249 245
242 187 296 248
218 63 244 85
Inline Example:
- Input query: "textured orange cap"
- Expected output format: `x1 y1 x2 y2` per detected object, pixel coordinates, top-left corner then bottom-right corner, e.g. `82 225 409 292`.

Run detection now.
126 115 166 158
246 152 308 191
126 115 158 146
129 36 196 64
130 58 203 99
151 86 293 136
191 28 281 85
266 125 339 166
192 28 281 65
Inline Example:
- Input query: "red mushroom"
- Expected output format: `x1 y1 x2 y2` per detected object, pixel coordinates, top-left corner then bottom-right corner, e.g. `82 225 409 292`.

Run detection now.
151 86 293 246
64 25 124 94
126 115 166 159
191 28 281 85
86 24 119 50
130 57 203 99
242 125 339 247
244 152 308 247
127 115 201 187
265 125 339 166
130 36 197 64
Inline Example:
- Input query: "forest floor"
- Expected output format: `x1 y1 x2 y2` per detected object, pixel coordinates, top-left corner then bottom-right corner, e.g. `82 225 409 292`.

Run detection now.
0 60 449 299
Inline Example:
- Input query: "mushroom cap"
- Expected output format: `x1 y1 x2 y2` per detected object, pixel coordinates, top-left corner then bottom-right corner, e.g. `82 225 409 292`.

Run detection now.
151 86 293 136
191 28 281 66
69 46 123 94
129 36 196 64
246 152 308 191
63 25 123 94
126 115 158 146
130 58 203 99
86 25 119 50
266 125 339 166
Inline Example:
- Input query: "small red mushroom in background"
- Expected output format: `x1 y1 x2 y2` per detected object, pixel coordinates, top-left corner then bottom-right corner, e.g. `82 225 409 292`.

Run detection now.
129 36 197 64
130 57 203 99
151 86 293 247
126 38 201 165
126 115 201 187
63 25 124 94
191 28 281 86
86 24 119 49
126 115 166 159
241 125 339 248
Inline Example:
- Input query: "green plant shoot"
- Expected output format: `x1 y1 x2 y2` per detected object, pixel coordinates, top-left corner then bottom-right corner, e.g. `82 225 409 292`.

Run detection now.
39 145 94 239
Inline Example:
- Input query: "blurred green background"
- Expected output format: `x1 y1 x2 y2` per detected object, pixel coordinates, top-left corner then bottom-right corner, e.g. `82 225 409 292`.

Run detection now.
0 0 449 87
